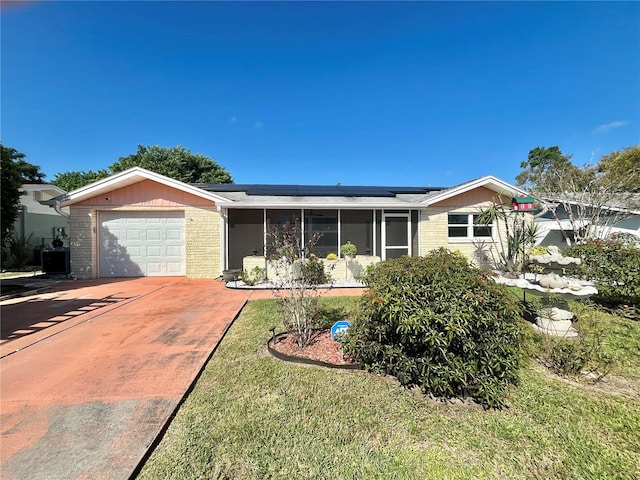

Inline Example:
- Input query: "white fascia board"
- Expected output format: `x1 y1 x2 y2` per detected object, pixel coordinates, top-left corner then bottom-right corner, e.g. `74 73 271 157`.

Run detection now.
55 167 229 206
22 184 67 196
421 176 528 206
534 218 588 230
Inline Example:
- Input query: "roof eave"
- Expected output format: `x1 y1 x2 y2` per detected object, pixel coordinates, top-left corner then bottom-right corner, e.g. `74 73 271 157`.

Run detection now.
55 167 229 207
421 175 528 206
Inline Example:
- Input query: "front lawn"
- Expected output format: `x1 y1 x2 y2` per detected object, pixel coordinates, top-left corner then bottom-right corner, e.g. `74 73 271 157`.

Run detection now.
137 297 640 480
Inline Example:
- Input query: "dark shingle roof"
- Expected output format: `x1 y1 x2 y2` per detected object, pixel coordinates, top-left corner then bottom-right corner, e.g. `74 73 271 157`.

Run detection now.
194 184 443 198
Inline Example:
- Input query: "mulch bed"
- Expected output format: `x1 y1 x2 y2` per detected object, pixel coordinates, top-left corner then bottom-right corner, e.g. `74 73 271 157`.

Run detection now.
268 329 360 368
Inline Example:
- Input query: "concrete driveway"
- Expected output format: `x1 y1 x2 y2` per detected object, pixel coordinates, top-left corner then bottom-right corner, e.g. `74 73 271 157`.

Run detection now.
0 277 255 480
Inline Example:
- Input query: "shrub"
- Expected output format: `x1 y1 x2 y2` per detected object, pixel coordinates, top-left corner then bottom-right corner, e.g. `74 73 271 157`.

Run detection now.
342 248 523 408
241 266 265 286
266 219 328 347
2 233 35 269
326 253 338 260
300 255 330 285
340 241 357 258
534 316 615 380
565 238 640 308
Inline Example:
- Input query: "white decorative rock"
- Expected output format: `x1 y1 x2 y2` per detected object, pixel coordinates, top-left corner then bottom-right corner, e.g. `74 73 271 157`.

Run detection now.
534 317 578 337
539 306 574 321
539 273 569 289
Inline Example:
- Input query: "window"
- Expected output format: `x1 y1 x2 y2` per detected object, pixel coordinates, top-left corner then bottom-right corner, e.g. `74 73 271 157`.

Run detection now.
447 213 493 240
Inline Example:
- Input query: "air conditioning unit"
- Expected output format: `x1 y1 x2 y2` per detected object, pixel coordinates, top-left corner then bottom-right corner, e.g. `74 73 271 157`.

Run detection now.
42 248 70 274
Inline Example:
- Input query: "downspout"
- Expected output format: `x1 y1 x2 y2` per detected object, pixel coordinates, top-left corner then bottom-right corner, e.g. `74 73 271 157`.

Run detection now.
54 202 71 219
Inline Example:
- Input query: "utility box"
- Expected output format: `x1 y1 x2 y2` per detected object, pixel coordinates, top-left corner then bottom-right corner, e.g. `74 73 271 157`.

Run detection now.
42 248 71 274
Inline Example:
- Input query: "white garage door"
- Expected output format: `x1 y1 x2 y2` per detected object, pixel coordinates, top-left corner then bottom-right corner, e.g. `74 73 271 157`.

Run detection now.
99 211 186 277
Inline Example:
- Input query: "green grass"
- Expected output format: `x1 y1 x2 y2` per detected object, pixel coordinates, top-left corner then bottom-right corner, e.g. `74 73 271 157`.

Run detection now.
138 297 640 480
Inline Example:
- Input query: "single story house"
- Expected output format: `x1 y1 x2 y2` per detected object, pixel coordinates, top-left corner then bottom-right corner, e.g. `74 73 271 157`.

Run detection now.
15 184 70 249
535 197 640 247
50 167 529 279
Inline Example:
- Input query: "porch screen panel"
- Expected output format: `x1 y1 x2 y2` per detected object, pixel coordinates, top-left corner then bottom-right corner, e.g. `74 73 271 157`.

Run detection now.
228 209 264 270
304 209 338 257
340 210 373 256
266 209 301 256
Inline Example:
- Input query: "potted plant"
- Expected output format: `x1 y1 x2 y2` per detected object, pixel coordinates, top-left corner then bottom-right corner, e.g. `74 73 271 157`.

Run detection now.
340 242 357 281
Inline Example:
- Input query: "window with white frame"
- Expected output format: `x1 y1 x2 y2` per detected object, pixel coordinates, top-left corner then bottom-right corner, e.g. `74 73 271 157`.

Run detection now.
447 213 493 239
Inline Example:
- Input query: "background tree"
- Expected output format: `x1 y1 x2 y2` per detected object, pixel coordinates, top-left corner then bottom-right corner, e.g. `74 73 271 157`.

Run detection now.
110 145 233 184
51 145 233 190
1 145 24 248
51 170 110 192
1 144 46 248
597 145 640 196
516 145 637 245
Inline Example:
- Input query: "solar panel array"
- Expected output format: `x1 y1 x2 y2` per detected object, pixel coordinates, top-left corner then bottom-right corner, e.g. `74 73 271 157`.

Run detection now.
198 184 442 197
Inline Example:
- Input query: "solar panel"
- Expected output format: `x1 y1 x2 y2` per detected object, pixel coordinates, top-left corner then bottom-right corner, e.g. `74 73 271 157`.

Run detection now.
200 183 444 198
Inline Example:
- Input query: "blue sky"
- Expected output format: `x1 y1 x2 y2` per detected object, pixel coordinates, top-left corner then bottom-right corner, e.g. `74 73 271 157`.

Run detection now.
2 1 639 187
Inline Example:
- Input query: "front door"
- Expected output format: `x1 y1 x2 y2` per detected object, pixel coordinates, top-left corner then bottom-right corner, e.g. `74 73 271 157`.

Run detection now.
382 214 411 260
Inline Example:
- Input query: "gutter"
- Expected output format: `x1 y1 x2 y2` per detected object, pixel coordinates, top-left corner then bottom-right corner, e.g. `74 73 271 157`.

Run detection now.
214 201 423 209
39 198 71 219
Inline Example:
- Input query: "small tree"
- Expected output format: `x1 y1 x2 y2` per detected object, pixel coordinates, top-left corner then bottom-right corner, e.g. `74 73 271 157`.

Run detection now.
475 194 538 274
517 145 638 245
1 144 46 249
266 219 333 347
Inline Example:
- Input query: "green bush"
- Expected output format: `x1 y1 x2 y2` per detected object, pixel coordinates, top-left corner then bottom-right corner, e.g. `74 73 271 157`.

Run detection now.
340 241 357 258
241 266 265 286
534 316 615 379
300 255 330 285
342 248 523 408
565 238 640 307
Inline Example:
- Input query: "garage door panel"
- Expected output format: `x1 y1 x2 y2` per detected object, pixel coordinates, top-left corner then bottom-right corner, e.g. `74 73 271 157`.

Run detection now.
166 262 183 274
166 229 182 240
99 212 185 277
147 229 162 241
166 245 182 257
126 230 143 241
146 263 162 274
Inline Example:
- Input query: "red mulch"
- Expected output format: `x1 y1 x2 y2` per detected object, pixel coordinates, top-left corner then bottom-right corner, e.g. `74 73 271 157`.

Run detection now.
269 329 359 366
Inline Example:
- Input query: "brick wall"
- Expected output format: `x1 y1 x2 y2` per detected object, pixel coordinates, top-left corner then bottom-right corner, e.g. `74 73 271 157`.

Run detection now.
185 206 221 278
69 206 96 279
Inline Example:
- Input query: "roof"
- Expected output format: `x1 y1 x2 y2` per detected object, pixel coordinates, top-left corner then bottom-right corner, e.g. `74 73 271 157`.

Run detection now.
421 176 528 206
539 193 640 215
51 167 228 207
50 168 527 210
196 183 446 208
21 183 67 196
196 184 442 197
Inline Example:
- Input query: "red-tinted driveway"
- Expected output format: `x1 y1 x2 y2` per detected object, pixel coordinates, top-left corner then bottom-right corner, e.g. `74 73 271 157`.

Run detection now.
0 278 254 480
